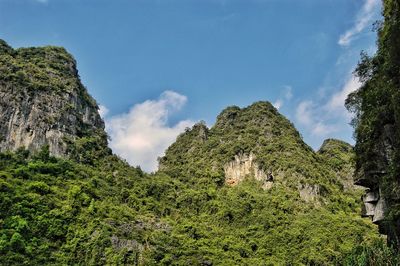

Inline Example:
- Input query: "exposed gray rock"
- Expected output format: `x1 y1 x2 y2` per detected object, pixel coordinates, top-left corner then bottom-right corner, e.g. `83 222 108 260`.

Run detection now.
356 123 395 237
363 190 379 203
111 235 142 251
298 183 320 202
0 44 105 157
362 202 376 217
372 198 387 224
224 152 273 189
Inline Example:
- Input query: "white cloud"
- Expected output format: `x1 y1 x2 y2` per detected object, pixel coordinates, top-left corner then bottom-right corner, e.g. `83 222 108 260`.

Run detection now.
295 74 361 138
326 75 361 118
35 0 48 3
273 99 283 110
295 100 338 137
105 91 195 172
284 86 293 100
296 100 314 126
98 105 109 119
338 0 380 46
311 122 337 137
273 85 293 110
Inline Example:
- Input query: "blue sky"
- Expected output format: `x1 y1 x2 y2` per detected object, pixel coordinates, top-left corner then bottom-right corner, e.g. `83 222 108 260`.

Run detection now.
0 0 382 171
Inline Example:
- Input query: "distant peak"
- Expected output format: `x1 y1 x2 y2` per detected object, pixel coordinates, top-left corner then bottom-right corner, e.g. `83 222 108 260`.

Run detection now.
246 101 276 110
0 39 14 54
318 139 353 154
215 101 279 129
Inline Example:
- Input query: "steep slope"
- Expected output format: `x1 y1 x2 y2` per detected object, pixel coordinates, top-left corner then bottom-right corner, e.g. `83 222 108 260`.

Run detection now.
153 102 381 264
160 102 355 204
0 40 107 158
345 0 400 248
0 41 381 265
317 139 356 190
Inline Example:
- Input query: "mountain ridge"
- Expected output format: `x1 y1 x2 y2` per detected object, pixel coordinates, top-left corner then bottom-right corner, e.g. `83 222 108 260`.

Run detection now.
0 40 108 160
160 101 356 203
0 39 381 265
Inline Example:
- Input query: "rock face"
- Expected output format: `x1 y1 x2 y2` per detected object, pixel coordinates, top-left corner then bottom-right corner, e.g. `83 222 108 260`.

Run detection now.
160 101 356 205
355 123 395 237
0 40 105 157
224 152 273 189
298 184 320 202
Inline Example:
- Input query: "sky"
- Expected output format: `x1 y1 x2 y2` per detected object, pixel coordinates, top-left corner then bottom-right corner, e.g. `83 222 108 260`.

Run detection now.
0 0 382 172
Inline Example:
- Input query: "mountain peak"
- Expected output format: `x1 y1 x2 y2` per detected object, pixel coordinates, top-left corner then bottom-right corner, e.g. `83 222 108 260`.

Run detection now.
0 41 108 159
0 39 13 54
160 101 350 201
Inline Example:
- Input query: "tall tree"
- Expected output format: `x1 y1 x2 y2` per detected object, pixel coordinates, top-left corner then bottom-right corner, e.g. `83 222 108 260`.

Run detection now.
346 0 400 248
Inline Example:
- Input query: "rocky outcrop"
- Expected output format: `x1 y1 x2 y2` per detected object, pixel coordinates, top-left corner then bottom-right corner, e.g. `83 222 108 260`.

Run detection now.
355 123 396 239
224 152 273 189
160 102 356 204
361 189 387 224
0 40 106 157
298 183 320 202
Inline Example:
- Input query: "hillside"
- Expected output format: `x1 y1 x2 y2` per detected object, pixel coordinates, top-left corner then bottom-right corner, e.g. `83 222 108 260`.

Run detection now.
161 102 357 203
0 40 108 159
345 0 400 249
0 40 381 265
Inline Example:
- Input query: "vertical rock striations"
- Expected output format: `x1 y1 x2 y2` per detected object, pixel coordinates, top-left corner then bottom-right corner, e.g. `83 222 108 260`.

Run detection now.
0 40 107 157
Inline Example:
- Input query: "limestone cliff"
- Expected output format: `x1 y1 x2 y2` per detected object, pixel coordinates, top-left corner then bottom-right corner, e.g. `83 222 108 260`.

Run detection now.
159 102 358 205
223 152 273 189
344 0 400 248
0 40 106 157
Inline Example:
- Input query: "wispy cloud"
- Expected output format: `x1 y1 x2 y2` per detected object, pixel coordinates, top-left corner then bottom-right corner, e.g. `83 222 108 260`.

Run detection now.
296 100 314 126
273 85 293 110
35 0 48 3
295 100 338 137
338 0 380 46
295 75 360 138
98 105 109 119
104 91 195 172
326 75 361 118
272 99 283 110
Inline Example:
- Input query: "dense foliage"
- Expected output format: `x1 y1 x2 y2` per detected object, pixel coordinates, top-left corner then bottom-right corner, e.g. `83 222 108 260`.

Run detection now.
0 39 99 133
162 102 361 206
0 40 89 97
0 39 107 158
345 0 400 248
0 145 380 265
0 38 385 264
344 239 400 266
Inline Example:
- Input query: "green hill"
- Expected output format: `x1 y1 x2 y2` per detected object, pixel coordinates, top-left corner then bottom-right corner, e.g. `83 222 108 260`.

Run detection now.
0 40 381 265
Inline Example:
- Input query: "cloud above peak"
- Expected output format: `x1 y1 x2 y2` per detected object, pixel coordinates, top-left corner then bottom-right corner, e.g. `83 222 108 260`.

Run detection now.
338 0 380 46
295 74 361 138
104 91 195 172
326 75 361 117
273 85 293 110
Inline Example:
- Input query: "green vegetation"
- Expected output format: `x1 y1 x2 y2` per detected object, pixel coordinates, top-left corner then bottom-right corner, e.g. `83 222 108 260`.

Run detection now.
161 103 324 184
161 102 360 206
0 98 381 265
0 145 379 265
0 39 107 159
0 19 391 264
346 0 400 247
0 40 96 107
344 239 400 266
